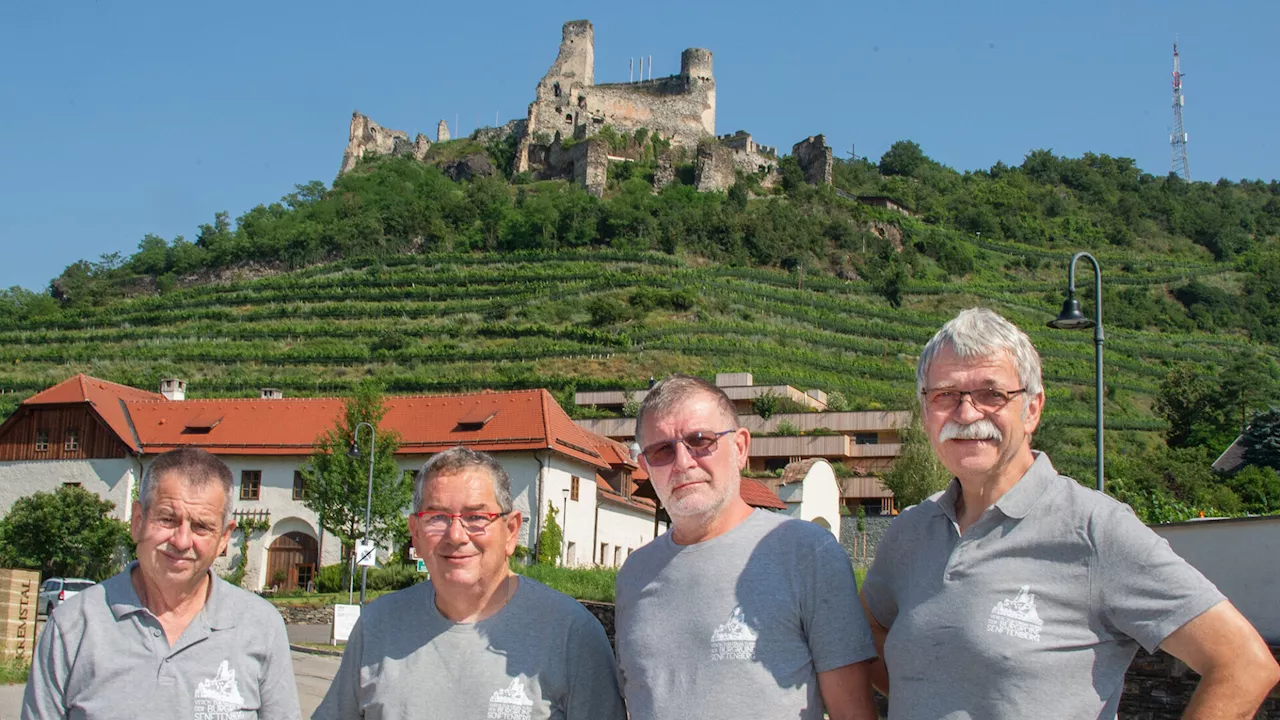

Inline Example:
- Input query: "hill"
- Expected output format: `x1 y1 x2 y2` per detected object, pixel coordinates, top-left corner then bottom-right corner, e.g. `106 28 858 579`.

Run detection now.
2 139 1279 520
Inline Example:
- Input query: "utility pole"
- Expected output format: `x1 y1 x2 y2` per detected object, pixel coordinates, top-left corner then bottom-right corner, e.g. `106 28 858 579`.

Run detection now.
1170 41 1191 181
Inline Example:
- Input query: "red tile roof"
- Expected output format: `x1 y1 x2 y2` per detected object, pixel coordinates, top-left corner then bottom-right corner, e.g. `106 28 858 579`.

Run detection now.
23 374 162 452
20 376 609 469
739 478 788 510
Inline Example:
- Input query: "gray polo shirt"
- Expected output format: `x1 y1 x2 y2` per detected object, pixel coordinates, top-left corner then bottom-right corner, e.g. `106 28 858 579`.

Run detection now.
615 509 876 720
313 576 625 720
862 452 1225 720
23 563 300 720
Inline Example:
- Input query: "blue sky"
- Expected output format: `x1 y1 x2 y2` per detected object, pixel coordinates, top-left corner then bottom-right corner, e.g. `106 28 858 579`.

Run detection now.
1 0 1274 292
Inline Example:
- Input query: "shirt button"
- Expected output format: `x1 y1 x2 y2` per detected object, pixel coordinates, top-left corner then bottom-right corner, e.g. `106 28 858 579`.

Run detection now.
153 630 161 637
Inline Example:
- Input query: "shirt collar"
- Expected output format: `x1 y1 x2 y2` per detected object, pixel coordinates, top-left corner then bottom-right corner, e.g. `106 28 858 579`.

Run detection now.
106 562 238 630
928 451 1058 521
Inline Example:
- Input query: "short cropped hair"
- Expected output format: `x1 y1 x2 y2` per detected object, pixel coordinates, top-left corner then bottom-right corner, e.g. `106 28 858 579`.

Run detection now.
634 374 739 447
139 447 235 527
916 308 1044 401
414 446 513 514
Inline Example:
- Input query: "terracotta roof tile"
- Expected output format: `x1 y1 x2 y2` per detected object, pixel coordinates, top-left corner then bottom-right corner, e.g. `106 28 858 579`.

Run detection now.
23 374 162 452
739 478 788 510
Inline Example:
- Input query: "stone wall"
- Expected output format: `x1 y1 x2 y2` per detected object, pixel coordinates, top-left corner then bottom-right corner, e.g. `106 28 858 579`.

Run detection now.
571 139 609 198
339 111 431 176
275 604 333 626
840 515 893 569
793 134 833 186
695 142 736 193
516 20 714 174
1121 646 1280 718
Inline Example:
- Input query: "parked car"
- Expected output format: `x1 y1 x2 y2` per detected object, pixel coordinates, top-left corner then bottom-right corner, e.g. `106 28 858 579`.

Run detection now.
38 578 95 615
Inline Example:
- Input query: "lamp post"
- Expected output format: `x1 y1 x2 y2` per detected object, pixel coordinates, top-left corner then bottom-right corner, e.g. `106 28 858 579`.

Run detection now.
347 422 376 605
1046 251 1104 493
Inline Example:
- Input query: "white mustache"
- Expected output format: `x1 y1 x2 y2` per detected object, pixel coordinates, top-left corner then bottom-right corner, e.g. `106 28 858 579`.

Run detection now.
157 543 199 560
940 419 1003 443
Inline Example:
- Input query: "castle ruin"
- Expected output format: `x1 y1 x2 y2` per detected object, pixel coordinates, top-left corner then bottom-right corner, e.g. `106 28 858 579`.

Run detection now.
338 20 832 197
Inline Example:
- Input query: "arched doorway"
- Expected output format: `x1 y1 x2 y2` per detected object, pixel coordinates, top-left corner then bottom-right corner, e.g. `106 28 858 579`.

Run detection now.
266 532 318 592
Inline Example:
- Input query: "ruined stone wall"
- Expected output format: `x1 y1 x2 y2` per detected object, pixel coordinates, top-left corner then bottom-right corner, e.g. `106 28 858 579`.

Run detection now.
571 139 609 198
339 111 432 176
517 21 715 174
695 142 736 193
793 134 833 186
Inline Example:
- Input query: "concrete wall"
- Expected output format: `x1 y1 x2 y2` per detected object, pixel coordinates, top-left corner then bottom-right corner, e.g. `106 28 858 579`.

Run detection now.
1151 515 1280 643
0 459 136 521
776 460 841 541
595 502 664 567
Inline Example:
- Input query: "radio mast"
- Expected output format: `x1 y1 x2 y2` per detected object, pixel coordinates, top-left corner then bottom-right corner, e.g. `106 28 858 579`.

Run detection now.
1170 42 1191 181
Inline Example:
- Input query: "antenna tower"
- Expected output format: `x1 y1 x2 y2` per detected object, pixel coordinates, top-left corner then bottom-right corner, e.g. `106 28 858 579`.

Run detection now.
1170 42 1191 181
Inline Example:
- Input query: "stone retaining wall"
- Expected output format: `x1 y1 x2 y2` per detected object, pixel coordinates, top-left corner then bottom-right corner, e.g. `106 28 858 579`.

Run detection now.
840 515 893 569
1120 646 1280 719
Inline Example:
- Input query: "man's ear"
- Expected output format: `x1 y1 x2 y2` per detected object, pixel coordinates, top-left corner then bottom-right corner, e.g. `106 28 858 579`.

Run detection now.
216 520 237 558
733 428 751 471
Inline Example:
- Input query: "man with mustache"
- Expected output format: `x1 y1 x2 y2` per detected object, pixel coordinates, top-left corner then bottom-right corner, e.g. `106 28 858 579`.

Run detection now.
615 375 878 720
24 447 301 720
860 308 1279 719
314 446 625 720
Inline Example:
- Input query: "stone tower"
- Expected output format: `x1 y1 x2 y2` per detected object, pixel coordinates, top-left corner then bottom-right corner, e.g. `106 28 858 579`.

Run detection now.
437 119 450 143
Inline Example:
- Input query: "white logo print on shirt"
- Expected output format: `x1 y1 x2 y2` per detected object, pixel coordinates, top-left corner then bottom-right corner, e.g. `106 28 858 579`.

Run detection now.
710 605 759 661
986 585 1043 642
487 679 534 720
192 660 246 720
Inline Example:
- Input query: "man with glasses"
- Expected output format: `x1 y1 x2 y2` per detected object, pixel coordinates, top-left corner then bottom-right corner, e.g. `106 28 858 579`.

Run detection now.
314 446 625 720
615 375 878 720
861 308 1278 719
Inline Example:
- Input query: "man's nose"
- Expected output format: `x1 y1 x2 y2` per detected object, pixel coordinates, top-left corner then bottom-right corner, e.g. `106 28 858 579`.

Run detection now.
953 394 985 422
670 439 699 470
170 521 194 548
444 516 470 543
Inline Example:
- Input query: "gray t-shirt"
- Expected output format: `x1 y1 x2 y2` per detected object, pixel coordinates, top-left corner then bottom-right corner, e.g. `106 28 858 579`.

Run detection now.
312 576 625 720
23 563 300 720
615 509 875 720
862 452 1226 720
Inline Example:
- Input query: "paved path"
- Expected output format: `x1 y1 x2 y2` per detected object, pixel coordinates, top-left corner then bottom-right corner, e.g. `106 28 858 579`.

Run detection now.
0 650 341 719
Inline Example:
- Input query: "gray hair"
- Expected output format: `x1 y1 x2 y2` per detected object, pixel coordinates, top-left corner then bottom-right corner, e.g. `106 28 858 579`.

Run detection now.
414 446 513 514
916 308 1044 401
139 447 235 527
635 374 739 447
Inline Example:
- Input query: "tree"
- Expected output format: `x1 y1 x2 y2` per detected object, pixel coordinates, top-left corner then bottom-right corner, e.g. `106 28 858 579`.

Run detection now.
1241 408 1280 474
300 382 412 580
0 485 132 579
1219 350 1279 433
1155 365 1234 450
878 140 927 177
879 411 951 509
537 501 563 565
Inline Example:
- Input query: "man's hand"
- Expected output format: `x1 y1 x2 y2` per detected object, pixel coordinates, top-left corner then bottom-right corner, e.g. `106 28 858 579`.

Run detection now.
817 661 878 720
1159 600 1279 719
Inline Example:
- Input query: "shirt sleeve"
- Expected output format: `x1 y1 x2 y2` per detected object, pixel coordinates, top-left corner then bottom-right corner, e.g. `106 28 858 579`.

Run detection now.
563 611 627 720
259 612 303 720
802 532 877 672
311 617 365 720
860 517 901 630
21 614 68 720
1093 503 1226 653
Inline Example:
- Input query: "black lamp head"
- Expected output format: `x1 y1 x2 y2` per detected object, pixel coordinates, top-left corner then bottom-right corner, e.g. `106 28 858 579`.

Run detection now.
346 443 361 458
1047 295 1096 330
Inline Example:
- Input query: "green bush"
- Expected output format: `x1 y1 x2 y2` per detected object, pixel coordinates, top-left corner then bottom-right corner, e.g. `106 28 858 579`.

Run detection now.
316 563 345 593
512 562 617 603
365 563 423 591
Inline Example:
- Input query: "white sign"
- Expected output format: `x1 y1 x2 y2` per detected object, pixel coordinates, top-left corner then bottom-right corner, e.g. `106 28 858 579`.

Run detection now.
355 540 377 568
415 558 428 574
332 604 360 644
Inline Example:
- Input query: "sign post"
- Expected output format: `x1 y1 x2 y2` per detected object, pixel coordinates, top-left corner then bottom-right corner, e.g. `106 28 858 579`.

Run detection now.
332 604 360 645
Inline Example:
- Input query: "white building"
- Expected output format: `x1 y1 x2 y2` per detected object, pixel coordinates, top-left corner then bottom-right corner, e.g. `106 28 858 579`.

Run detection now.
0 375 666 590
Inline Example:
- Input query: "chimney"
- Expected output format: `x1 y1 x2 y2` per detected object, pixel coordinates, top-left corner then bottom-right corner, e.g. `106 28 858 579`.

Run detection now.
260 388 284 400
160 378 186 401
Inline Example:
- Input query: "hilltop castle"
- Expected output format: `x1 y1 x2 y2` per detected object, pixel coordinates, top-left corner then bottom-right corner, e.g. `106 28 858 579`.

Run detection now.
339 20 832 196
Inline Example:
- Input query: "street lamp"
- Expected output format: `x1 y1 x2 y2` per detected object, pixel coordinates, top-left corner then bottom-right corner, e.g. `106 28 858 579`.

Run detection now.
1046 251 1104 493
347 422 376 605
561 487 570 567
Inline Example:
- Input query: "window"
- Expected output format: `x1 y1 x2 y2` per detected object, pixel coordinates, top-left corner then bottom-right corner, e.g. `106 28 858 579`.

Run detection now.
614 546 623 566
854 433 879 445
565 541 576 566
62 482 81 489
600 543 609 566
570 476 580 502
34 431 49 453
240 470 261 500
292 471 306 501
64 429 79 452
296 564 314 591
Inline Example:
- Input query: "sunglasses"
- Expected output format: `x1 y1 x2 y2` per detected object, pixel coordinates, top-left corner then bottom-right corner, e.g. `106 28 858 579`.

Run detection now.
921 387 1027 413
640 429 735 467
